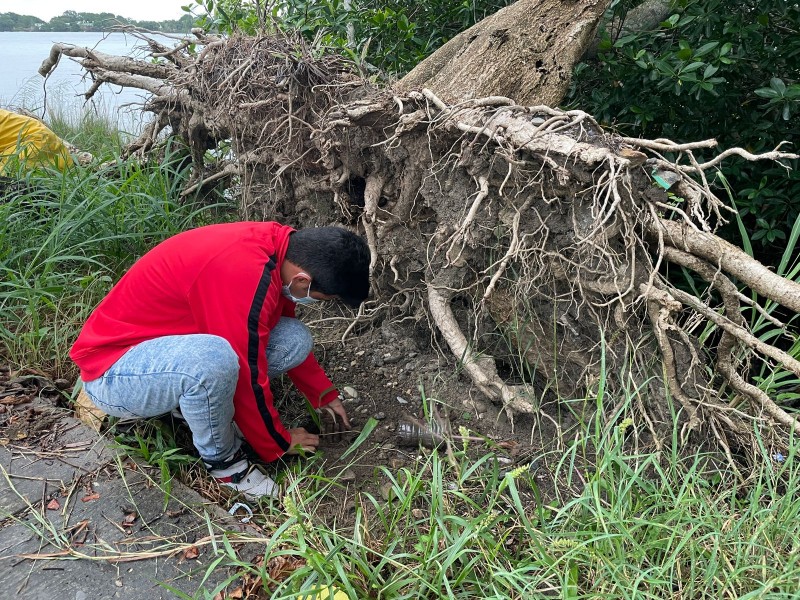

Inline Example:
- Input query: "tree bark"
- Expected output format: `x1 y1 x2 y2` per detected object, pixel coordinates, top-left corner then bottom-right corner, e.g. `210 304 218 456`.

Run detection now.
395 0 611 106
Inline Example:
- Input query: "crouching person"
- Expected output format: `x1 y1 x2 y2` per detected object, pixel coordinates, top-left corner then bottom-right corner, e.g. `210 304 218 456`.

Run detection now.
70 222 370 499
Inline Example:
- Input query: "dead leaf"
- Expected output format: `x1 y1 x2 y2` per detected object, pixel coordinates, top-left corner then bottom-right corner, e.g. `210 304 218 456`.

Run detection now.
183 545 200 560
121 510 138 527
267 555 306 581
0 394 32 405
497 440 515 448
73 388 107 431
81 492 100 502
228 587 243 599
46 498 60 510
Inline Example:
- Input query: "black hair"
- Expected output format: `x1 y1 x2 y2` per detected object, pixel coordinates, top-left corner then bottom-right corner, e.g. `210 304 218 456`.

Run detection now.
285 227 370 308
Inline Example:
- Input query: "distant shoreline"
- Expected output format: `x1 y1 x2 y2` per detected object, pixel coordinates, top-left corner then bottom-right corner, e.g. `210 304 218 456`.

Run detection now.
0 10 195 34
3 29 192 34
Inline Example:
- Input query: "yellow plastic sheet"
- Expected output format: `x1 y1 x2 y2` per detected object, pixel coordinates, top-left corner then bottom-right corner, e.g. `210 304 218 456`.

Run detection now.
297 585 349 600
0 108 73 172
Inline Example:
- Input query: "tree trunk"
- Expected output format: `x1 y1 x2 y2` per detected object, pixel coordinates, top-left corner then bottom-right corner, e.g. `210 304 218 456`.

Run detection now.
395 0 611 106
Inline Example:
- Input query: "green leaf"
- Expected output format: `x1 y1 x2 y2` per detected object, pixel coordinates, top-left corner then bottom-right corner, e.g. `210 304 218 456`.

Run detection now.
783 103 791 120
613 34 638 48
339 418 378 461
755 87 780 99
770 78 787 94
682 62 705 73
695 42 719 58
703 64 719 78
661 14 679 28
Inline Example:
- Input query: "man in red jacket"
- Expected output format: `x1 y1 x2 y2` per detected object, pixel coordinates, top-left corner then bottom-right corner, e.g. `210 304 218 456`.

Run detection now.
71 222 370 499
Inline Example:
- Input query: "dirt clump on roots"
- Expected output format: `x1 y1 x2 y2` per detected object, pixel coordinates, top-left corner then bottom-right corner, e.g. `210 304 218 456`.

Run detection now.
38 27 800 490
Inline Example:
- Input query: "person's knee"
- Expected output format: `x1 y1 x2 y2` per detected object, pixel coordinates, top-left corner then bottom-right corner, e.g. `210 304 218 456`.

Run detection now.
194 335 239 384
284 319 313 361
295 321 313 359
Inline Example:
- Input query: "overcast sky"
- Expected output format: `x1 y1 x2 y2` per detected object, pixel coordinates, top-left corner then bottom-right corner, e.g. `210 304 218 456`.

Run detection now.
0 0 188 22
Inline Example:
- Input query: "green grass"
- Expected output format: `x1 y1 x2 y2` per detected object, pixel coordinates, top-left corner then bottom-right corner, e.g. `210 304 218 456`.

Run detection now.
0 145 233 376
187 398 800 599
6 87 133 158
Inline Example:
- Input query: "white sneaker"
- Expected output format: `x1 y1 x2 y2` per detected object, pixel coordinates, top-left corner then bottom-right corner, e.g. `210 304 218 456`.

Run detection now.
205 450 278 500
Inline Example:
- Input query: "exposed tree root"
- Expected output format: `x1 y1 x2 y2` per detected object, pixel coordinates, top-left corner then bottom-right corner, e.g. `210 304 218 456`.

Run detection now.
39 29 800 455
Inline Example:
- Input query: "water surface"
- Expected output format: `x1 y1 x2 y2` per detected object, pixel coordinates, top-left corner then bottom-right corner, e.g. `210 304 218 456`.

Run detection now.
0 31 176 133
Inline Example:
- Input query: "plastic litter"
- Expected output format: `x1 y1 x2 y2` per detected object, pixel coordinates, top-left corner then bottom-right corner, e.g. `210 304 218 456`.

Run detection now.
396 417 447 448
228 501 253 523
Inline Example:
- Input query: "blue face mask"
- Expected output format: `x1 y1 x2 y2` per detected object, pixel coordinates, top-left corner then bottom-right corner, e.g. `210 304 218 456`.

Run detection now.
282 274 319 305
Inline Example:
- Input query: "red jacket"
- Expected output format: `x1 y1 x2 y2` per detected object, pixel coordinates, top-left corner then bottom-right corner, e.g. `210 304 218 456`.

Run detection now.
70 222 339 462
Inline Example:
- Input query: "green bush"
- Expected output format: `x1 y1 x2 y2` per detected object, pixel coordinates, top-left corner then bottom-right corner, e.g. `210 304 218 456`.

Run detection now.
567 0 800 261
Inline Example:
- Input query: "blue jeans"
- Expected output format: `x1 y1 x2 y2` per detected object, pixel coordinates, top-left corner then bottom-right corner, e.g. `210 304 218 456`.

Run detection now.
83 317 313 464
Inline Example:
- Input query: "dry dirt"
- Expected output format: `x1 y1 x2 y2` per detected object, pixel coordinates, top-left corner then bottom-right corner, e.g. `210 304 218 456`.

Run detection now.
264 314 574 525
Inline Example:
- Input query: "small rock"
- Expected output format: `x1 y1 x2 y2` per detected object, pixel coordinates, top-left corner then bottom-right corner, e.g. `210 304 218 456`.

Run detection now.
114 579 123 588
396 396 408 404
343 386 358 399
355 350 365 357
374 412 386 420
380 482 396 502
446 481 458 491
411 508 424 519
54 378 70 390
339 468 356 482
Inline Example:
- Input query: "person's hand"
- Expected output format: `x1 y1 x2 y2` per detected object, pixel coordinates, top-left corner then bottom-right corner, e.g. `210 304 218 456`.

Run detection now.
317 396 353 443
287 427 319 454
325 396 351 429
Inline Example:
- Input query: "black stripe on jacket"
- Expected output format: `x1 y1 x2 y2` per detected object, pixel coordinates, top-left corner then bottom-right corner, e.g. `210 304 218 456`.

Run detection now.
247 253 290 452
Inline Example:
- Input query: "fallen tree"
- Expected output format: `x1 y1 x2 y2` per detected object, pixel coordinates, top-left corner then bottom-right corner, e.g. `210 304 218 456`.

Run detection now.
38 2 800 458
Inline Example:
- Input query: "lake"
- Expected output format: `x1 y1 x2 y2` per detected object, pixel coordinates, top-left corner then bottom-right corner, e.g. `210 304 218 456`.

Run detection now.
0 31 177 133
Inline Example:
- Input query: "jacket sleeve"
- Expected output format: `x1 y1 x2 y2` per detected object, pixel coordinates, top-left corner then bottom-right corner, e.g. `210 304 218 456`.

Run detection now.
188 249 291 463
288 354 339 409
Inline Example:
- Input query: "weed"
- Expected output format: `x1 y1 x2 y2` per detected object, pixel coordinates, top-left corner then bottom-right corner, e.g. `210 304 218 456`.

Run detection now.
0 145 234 375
